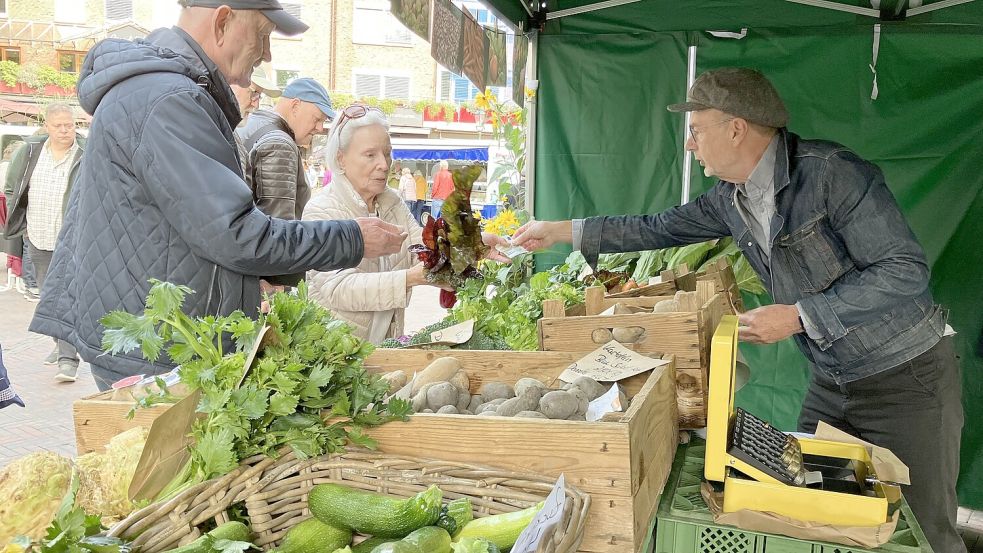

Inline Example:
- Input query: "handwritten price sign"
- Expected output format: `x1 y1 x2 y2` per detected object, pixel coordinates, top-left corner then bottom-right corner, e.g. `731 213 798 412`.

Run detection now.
559 340 668 383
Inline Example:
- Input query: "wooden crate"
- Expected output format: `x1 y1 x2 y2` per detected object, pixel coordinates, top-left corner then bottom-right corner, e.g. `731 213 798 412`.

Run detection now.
696 258 743 313
539 281 728 369
362 349 679 553
73 391 172 454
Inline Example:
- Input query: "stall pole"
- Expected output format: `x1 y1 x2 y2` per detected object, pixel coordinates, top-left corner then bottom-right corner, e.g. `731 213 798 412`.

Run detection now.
524 29 539 216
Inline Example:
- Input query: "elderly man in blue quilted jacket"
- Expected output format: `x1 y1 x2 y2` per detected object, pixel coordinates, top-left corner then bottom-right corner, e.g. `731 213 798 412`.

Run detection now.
512 68 964 553
30 1 406 392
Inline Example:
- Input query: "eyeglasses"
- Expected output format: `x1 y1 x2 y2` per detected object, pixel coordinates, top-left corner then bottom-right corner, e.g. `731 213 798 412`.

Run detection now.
688 118 734 142
331 103 384 137
248 87 262 101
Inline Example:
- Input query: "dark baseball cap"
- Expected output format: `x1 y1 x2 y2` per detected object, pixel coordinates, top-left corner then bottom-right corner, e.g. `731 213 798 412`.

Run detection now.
282 78 336 119
667 68 788 128
181 0 309 36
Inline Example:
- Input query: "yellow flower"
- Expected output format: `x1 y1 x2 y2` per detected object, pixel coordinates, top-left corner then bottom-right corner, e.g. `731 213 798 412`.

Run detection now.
524 87 537 101
484 209 521 237
474 89 493 111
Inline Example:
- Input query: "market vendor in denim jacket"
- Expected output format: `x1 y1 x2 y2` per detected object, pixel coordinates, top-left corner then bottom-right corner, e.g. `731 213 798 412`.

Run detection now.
512 67 964 553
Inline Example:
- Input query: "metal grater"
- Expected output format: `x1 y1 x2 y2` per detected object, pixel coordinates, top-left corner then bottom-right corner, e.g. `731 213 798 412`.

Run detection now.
728 408 807 486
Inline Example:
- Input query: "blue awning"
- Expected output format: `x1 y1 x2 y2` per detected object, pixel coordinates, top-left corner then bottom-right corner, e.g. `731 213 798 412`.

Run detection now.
391 147 488 162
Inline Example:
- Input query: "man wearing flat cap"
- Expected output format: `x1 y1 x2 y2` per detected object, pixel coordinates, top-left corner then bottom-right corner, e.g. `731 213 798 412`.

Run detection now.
30 0 407 390
513 67 964 552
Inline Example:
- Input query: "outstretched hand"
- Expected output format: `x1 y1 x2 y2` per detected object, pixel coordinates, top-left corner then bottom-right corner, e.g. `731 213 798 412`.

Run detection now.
738 304 803 344
510 220 574 251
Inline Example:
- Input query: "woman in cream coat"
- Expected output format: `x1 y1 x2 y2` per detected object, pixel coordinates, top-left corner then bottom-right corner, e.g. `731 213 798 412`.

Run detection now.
303 105 507 343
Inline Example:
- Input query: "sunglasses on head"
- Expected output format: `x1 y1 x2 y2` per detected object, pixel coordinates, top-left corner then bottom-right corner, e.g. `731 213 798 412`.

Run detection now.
332 103 384 136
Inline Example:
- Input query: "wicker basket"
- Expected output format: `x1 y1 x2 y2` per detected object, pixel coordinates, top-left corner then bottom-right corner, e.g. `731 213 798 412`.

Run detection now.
109 449 590 553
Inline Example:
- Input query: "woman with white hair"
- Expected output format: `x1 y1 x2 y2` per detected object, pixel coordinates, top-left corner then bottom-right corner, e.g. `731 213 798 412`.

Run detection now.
303 105 507 343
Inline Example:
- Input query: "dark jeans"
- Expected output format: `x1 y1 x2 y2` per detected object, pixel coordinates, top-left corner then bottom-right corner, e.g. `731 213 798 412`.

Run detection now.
798 336 964 553
21 236 37 289
28 243 79 367
405 200 425 224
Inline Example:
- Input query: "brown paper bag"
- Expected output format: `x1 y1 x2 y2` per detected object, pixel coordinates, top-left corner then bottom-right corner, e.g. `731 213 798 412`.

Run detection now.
700 482 900 549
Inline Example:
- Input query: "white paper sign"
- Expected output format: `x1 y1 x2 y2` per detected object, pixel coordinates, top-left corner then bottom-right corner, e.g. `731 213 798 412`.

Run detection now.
510 474 567 553
586 383 627 422
559 340 669 383
406 319 475 348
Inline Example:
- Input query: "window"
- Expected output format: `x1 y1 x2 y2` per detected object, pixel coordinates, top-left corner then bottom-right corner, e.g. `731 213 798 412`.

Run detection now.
352 0 412 46
1 46 20 63
58 50 87 73
0 1 7 17
276 69 300 88
105 0 133 21
55 0 86 23
353 72 411 99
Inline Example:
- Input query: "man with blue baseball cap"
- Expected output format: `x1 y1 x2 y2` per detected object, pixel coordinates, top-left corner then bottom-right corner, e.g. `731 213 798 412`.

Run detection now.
237 77 336 287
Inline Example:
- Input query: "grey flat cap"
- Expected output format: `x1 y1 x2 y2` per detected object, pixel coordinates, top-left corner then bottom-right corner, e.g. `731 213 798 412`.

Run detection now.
667 67 788 128
182 0 309 36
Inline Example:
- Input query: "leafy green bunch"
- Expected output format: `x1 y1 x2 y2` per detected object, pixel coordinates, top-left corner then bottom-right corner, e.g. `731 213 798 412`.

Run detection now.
101 281 410 502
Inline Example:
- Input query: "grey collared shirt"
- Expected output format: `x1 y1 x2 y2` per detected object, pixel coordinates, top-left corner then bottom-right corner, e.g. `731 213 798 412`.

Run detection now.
572 132 820 338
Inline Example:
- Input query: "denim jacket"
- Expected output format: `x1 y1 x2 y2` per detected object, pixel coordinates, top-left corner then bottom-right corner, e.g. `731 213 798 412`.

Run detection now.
581 129 945 384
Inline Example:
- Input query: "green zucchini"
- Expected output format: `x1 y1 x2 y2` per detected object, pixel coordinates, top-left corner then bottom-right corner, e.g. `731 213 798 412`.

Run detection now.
370 527 451 553
162 521 251 553
351 537 393 553
453 502 544 551
443 498 473 537
451 537 501 553
309 483 442 538
272 517 351 553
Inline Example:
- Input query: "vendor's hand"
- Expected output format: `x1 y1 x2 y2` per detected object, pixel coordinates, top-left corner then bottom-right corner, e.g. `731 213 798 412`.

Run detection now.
357 217 408 258
738 304 803 344
511 220 573 251
481 232 512 263
406 263 454 291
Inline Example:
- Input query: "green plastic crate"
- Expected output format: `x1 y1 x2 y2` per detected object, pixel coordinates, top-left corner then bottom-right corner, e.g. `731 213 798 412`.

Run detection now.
650 438 932 553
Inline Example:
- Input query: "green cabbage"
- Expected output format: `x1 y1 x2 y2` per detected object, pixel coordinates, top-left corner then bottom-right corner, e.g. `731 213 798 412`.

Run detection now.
0 451 73 543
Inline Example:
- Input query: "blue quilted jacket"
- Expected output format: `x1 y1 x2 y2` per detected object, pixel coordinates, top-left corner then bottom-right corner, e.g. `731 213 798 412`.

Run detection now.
30 27 364 380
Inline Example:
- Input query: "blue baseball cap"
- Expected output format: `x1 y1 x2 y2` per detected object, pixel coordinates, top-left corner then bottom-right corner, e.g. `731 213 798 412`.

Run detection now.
182 0 309 36
282 78 336 119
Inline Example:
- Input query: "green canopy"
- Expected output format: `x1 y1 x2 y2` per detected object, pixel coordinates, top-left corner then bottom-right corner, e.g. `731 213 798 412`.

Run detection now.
487 0 983 507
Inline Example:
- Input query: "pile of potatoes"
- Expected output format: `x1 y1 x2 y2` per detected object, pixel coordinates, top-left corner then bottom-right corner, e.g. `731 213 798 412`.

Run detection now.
381 358 611 421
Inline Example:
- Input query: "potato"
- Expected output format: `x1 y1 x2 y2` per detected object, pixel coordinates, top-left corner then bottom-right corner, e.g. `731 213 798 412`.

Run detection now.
567 386 589 416
476 398 507 414
496 388 541 417
411 388 430 412
422 409 434 413
653 299 678 313
572 376 607 401
515 410 548 419
514 377 548 398
467 395 483 413
449 370 470 392
437 405 459 415
566 412 587 421
381 370 407 391
611 326 645 343
412 357 463 394
426 382 460 410
477 410 500 417
591 328 613 343
478 382 514 402
461 410 474 416
539 391 579 419
455 388 472 412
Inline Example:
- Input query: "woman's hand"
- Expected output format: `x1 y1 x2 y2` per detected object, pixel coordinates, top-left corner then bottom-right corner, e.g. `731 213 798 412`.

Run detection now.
481 232 513 263
406 263 454 290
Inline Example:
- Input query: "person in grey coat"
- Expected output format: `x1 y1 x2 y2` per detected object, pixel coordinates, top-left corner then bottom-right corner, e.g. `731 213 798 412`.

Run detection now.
30 1 406 391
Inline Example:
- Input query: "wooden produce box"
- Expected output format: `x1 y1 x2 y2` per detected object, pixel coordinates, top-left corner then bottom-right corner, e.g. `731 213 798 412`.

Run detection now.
362 349 679 553
74 390 172 454
696 258 744 313
539 281 728 370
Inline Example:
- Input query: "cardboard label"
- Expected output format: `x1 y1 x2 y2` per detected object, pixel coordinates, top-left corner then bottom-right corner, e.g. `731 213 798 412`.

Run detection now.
559 340 668 383
406 319 475 348
586 383 626 422
511 474 567 553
